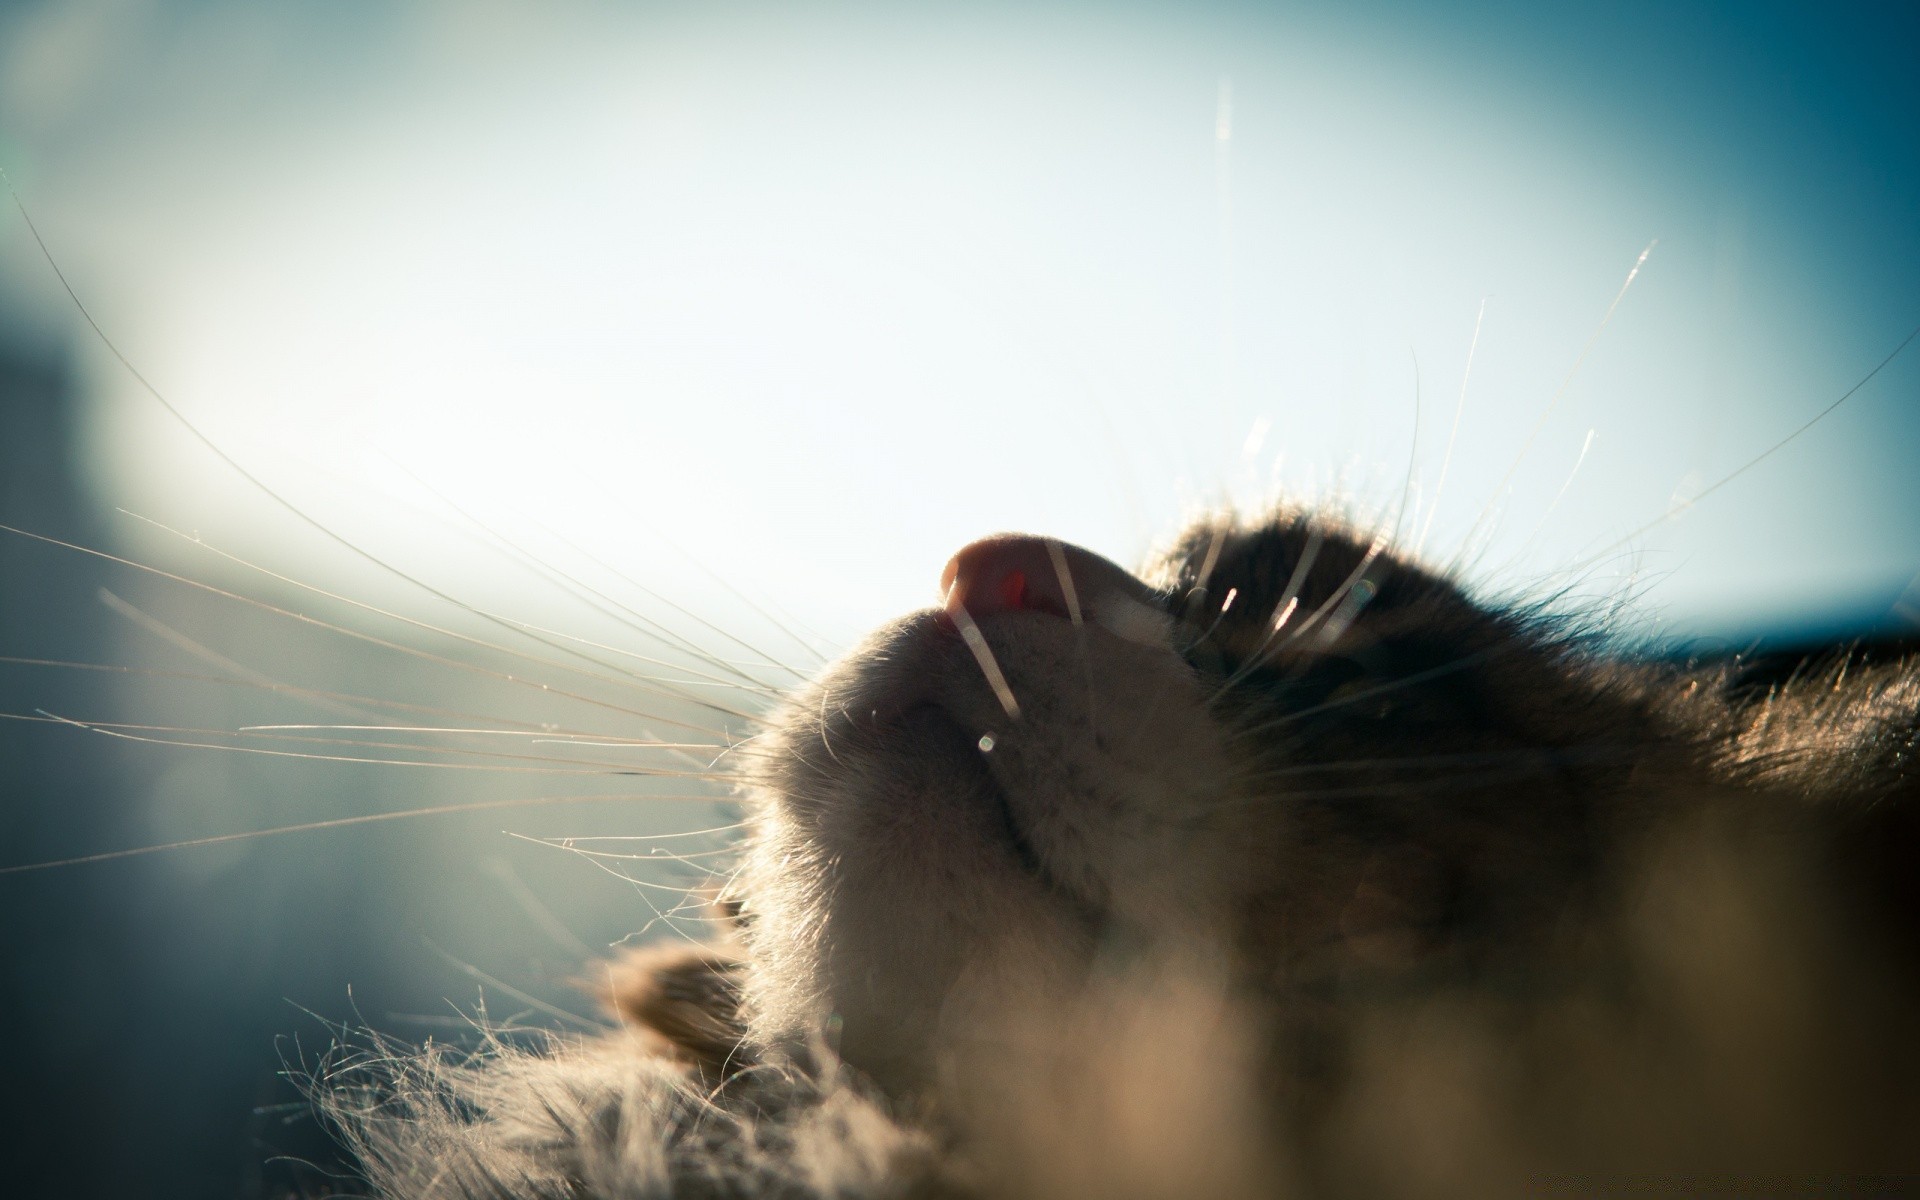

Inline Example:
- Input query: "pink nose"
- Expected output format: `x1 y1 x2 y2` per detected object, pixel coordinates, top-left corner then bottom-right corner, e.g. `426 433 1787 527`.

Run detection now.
940 534 1147 624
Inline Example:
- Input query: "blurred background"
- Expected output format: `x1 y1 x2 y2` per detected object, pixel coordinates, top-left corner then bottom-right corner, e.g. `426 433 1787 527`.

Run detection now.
0 1 1916 1194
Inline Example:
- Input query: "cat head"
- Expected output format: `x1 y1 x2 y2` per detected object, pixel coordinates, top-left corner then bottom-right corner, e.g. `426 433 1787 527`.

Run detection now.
731 509 1673 1092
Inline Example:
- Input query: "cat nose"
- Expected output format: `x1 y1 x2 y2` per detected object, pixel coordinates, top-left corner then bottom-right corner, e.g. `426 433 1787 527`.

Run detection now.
940 535 1173 646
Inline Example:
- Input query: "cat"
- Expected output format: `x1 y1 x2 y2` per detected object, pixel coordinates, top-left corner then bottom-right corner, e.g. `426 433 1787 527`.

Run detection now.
314 508 1920 1198
6 26 1918 1198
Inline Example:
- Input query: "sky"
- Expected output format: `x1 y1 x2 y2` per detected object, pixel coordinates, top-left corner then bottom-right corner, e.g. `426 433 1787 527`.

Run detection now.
0 0 1915 651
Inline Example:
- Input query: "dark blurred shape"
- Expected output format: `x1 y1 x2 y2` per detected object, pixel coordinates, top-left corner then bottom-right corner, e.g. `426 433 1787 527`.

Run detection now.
0 330 347 1198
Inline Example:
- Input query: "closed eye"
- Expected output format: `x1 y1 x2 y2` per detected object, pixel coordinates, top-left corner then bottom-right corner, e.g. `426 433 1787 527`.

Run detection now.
1321 674 1417 720
1248 655 1370 712
1249 648 1467 724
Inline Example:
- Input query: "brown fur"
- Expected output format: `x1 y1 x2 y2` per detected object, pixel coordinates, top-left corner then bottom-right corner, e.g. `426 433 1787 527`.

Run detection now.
326 508 1920 1197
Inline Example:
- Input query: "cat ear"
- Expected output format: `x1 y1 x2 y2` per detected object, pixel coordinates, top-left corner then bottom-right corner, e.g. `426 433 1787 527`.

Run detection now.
595 942 750 1075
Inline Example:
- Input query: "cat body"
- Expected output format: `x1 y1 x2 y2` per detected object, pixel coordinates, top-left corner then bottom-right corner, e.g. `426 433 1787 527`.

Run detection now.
322 510 1920 1198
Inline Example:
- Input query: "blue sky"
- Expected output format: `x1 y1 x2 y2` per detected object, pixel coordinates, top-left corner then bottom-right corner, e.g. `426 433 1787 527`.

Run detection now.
0 0 1915 644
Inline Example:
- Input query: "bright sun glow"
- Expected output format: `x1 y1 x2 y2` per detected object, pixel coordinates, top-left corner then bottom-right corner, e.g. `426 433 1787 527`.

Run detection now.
4 4 1916 649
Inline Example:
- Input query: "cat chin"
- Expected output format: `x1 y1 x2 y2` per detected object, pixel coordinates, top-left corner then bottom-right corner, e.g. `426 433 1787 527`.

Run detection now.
736 597 1252 1088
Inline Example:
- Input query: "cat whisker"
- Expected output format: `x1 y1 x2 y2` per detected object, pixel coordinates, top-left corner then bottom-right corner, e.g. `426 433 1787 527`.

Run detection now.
101 570 767 754
1454 240 1656 572
482 858 600 959
237 722 701 742
240 723 727 753
1212 537 1389 707
511 517 812 685
1223 644 1512 742
1202 596 1297 708
121 510 770 728
1388 350 1422 548
467 614 787 700
0 520 743 739
2 661 735 774
1495 427 1598 572
1170 585 1241 677
0 655 582 733
1308 573 1381 649
1043 538 1084 626
1557 320 1920 580
1045 536 1104 737
1205 529 1322 702
4 183 773 733
816 690 847 767
1233 741 1662 784
94 587 376 720
1180 520 1233 625
1412 296 1487 557
949 602 1022 721
1282 537 1387 648
507 837 739 864
536 820 750 844
0 790 719 875
509 834 730 891
27 710 748 778
423 942 612 1033
393 462 808 688
1211 758 1612 809
547 493 834 671
367 1013 560 1038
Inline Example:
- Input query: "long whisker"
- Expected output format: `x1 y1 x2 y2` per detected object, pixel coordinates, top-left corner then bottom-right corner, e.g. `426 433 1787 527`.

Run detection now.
1235 740 1660 783
1184 585 1241 651
1516 428 1598 550
1413 297 1486 557
469 613 786 698
526 506 816 684
1561 320 1920 577
1390 350 1422 546
1 172 763 731
948 603 1022 721
506 834 729 893
1224 643 1514 742
391 461 804 689
227 724 724 768
1208 529 1322 700
1182 519 1232 623
534 820 749 843
423 943 610 1033
27 710 746 778
0 656 687 742
507 839 740 864
568 486 833 668
121 511 768 727
0 521 737 739
482 858 599 959
1282 536 1386 645
1209 756 1608 810
0 790 723 875
1047 536 1102 740
95 587 371 720
239 724 719 748
1455 242 1655 570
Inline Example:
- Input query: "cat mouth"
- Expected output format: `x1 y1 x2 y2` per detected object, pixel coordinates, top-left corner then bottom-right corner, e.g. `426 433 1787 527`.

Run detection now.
896 613 1135 921
864 610 1102 913
888 686 1068 899
929 702 1052 879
